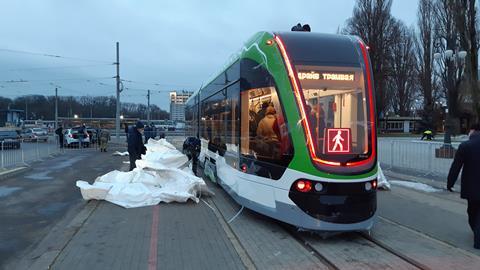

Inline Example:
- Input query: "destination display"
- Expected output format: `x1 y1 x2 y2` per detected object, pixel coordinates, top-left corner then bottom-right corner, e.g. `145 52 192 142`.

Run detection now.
297 71 355 81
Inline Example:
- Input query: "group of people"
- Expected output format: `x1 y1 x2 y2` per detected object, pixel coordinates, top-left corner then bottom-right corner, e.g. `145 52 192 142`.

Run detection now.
54 123 111 152
247 102 282 160
124 122 163 144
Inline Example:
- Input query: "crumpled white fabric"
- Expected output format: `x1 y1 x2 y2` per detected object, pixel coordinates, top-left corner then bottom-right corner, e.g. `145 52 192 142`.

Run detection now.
112 151 129 156
76 138 207 208
377 163 391 190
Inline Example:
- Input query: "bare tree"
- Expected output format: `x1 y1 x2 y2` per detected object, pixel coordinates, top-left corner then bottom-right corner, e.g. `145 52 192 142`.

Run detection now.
416 0 436 128
432 0 464 136
453 0 479 123
343 0 396 119
388 21 419 116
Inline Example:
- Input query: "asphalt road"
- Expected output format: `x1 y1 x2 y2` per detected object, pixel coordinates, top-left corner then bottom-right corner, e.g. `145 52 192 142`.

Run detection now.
0 145 129 269
378 175 480 255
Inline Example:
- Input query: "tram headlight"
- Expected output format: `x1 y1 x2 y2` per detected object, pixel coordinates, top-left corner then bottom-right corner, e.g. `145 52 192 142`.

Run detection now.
365 182 372 191
365 180 377 191
314 183 323 192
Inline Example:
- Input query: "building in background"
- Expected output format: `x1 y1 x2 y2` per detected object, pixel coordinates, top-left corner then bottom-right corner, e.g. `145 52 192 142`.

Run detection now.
169 90 193 121
0 109 24 127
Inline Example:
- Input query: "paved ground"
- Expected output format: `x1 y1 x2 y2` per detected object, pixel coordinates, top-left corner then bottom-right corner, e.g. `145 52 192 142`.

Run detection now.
0 145 127 269
380 170 479 254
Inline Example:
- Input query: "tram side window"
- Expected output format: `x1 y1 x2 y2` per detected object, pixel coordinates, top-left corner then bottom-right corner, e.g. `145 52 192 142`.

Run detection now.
240 60 293 180
201 90 227 156
224 83 240 168
185 104 198 137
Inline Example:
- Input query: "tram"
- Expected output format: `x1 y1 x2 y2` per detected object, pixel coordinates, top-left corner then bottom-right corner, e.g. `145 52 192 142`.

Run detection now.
185 31 377 231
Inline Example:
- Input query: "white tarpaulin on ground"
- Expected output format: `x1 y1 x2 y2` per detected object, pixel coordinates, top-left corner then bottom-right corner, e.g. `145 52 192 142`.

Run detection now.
378 164 391 190
112 151 129 156
389 180 440 193
76 139 208 208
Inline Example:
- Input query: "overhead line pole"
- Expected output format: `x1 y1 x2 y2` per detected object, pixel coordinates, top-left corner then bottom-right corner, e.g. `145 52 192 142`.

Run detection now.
147 89 151 123
115 42 121 140
55 87 58 129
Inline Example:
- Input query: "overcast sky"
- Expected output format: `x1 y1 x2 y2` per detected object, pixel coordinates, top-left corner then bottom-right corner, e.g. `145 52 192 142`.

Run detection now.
0 0 418 111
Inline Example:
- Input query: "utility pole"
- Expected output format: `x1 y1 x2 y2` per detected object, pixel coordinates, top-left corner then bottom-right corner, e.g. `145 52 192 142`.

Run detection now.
115 42 121 140
55 88 58 129
147 89 151 123
25 98 28 120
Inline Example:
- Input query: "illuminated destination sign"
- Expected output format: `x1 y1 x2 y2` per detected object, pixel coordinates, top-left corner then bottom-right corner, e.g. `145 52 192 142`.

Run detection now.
297 71 355 81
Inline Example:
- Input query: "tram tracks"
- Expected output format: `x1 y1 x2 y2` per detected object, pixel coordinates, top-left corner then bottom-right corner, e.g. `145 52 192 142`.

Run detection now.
282 223 431 270
204 176 432 270
358 232 430 270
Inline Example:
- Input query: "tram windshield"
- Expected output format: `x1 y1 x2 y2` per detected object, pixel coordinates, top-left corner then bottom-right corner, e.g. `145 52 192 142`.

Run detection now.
295 65 371 164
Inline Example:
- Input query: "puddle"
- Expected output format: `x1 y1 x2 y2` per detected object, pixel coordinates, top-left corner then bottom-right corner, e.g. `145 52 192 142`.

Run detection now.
25 171 53 180
0 186 22 198
37 202 69 216
51 155 86 170
25 155 87 180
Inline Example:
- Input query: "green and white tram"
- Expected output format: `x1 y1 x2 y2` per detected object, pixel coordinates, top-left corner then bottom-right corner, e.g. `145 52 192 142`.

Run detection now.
185 31 377 231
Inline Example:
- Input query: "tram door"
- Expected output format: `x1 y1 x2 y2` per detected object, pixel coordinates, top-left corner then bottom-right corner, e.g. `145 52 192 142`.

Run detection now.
305 89 367 155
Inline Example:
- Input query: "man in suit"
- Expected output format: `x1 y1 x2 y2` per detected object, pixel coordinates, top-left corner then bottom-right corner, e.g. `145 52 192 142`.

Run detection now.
447 123 480 249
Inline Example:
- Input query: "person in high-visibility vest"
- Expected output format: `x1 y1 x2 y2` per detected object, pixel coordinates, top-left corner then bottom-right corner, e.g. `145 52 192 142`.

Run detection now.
421 129 433 140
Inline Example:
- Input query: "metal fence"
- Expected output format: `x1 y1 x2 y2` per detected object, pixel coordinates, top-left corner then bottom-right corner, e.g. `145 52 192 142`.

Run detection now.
1 136 60 170
5 133 454 177
0 134 109 170
378 139 459 177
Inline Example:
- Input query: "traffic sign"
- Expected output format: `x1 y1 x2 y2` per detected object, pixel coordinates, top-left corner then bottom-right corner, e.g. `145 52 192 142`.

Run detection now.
326 128 351 154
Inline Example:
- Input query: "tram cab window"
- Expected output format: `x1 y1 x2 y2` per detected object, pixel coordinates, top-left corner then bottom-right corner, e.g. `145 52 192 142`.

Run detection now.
296 65 370 163
240 60 293 180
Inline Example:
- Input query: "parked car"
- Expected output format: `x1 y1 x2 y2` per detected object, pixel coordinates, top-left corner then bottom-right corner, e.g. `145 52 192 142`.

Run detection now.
63 128 90 147
85 127 98 144
21 128 48 142
0 130 21 149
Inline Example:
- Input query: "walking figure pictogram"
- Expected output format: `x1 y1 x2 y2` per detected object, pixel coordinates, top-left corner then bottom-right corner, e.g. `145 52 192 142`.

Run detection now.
332 130 345 151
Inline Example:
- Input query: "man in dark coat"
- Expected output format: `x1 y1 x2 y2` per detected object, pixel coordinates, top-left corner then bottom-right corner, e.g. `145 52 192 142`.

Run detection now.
447 123 480 249
55 124 64 148
127 121 146 171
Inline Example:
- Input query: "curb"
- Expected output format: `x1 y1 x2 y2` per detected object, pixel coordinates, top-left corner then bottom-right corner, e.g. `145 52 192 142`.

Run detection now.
0 166 30 180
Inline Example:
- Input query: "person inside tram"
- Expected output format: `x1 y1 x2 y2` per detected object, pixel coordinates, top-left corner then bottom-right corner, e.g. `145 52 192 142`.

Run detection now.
317 103 326 147
256 105 281 159
255 101 269 127
306 104 318 145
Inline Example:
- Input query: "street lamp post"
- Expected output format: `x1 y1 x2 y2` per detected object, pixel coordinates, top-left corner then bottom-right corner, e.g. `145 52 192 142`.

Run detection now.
433 47 467 149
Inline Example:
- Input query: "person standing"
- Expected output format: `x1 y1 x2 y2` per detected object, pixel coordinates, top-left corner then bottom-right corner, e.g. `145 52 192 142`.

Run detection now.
124 123 129 142
55 124 64 148
447 123 480 249
127 121 146 171
144 124 151 144
78 124 88 148
99 127 111 152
